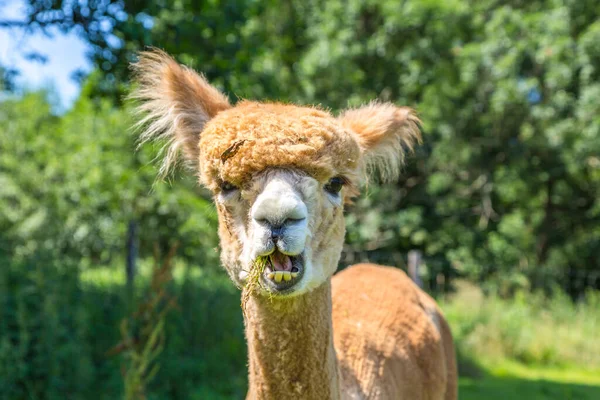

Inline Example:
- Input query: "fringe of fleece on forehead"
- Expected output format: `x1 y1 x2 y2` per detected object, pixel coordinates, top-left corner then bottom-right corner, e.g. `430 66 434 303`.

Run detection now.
339 102 421 183
129 48 230 177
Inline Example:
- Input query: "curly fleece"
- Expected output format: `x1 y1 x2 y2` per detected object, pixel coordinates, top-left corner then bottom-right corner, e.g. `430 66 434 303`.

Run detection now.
198 101 362 191
131 49 421 194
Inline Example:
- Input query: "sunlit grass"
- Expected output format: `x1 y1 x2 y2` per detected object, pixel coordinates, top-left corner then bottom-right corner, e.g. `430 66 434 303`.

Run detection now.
79 263 600 399
459 360 600 400
441 281 600 399
80 258 209 287
487 360 600 384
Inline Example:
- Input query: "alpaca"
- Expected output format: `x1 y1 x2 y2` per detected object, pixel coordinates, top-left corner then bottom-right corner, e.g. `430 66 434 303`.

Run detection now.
131 49 457 400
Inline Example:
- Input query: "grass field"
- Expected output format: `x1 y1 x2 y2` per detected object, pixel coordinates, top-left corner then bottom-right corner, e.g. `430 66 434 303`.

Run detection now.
81 262 600 399
19 262 592 399
442 281 600 399
459 359 600 400
93 262 600 399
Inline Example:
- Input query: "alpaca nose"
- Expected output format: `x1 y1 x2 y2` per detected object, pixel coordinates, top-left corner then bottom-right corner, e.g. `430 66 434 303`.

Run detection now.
251 188 307 228
270 226 284 240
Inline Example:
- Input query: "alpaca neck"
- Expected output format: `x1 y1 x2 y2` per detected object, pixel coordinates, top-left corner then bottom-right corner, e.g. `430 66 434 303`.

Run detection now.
244 280 340 400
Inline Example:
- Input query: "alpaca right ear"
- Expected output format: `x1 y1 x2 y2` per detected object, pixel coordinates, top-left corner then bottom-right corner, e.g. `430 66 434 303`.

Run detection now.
339 103 421 182
130 48 231 176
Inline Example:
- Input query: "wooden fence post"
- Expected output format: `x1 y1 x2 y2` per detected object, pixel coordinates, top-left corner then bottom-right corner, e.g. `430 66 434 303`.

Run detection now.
408 250 423 288
126 220 138 303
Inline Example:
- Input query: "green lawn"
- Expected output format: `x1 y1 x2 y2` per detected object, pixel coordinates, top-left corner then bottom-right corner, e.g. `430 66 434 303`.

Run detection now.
77 263 600 399
459 360 600 400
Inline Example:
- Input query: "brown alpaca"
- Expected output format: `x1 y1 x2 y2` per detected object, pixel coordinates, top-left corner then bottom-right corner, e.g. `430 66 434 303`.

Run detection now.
132 49 457 400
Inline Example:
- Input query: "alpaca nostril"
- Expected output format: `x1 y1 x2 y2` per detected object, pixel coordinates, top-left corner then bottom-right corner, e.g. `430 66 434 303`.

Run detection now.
269 217 306 240
271 226 284 240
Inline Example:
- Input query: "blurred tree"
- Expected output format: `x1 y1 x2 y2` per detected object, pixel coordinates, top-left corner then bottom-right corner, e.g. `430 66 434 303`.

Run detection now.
1 0 598 294
0 81 220 266
0 64 19 93
328 0 600 295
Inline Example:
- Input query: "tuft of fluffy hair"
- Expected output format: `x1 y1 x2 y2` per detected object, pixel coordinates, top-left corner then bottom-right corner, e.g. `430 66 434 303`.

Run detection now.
130 48 230 177
196 102 362 192
338 102 421 182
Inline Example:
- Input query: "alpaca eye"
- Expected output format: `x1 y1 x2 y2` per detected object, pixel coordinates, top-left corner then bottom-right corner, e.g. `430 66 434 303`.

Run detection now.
324 177 344 195
220 181 238 193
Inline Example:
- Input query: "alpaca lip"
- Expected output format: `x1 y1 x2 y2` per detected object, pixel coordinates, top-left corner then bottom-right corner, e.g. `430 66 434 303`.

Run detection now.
261 252 304 292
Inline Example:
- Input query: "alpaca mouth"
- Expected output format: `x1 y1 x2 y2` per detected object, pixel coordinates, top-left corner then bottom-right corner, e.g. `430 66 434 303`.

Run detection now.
261 251 304 292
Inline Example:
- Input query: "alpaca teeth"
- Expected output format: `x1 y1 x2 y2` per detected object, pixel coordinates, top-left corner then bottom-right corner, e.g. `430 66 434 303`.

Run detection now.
274 271 283 283
269 271 298 282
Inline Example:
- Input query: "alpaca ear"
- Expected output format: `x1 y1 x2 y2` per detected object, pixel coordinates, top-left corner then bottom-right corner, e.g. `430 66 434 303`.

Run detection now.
338 103 421 182
130 48 231 176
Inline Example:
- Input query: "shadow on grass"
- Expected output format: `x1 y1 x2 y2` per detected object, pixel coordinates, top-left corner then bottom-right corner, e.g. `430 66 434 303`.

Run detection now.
456 347 600 400
456 347 487 379
459 375 600 400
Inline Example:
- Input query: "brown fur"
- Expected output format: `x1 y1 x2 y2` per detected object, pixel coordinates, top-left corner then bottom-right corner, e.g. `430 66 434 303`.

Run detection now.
242 265 458 400
131 49 457 400
339 103 422 182
131 50 419 191
332 264 457 400
244 283 340 400
199 102 361 191
130 48 231 176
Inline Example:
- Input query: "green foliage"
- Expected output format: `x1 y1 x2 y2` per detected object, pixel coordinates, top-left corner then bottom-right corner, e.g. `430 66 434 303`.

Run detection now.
448 284 600 399
2 257 599 399
0 257 247 400
0 90 219 266
319 0 600 293
1 1 600 398
10 0 600 295
442 282 600 369
0 256 99 399
116 246 178 400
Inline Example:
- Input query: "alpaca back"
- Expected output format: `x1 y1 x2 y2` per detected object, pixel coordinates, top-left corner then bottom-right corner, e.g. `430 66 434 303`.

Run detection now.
331 264 457 400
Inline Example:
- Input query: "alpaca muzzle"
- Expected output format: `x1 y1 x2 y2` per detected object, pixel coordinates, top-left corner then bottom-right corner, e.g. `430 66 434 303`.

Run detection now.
261 251 304 292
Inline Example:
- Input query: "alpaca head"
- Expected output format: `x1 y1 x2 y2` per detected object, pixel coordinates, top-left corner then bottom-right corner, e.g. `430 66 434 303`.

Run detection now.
132 49 421 297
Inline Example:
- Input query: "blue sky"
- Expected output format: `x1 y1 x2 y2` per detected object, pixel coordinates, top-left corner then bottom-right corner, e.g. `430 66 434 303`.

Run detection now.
0 0 90 110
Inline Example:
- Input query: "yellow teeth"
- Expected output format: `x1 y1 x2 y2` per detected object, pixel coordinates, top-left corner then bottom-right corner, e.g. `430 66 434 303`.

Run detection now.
274 271 283 283
267 271 298 282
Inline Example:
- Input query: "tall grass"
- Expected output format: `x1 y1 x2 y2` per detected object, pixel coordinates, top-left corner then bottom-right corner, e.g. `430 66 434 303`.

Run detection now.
109 245 178 400
1 257 247 400
442 282 600 370
2 257 598 399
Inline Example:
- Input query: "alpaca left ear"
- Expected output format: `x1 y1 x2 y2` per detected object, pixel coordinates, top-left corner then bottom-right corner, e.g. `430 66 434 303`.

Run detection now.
338 103 421 182
130 48 231 177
